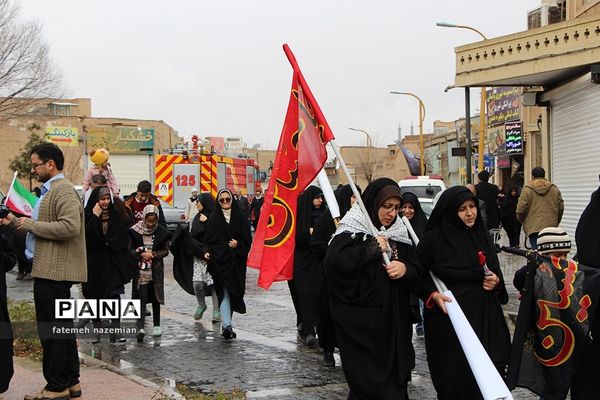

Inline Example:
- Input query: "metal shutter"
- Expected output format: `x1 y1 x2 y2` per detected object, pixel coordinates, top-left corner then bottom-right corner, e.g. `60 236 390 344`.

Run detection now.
106 154 153 195
546 74 600 246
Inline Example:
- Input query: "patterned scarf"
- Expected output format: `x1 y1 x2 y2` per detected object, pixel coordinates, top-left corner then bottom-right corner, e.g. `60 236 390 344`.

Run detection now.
332 202 412 246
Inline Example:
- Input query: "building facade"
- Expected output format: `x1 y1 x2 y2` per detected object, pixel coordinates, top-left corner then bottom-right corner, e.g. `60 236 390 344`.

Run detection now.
451 0 600 241
0 98 183 194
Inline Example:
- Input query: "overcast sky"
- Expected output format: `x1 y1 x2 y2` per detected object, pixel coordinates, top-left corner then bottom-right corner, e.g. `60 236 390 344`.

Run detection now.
19 0 540 148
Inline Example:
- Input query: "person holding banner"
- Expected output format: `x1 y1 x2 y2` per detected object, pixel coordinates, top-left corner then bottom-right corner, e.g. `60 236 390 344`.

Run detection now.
294 185 325 346
325 178 419 399
204 189 252 340
415 185 510 400
311 184 358 366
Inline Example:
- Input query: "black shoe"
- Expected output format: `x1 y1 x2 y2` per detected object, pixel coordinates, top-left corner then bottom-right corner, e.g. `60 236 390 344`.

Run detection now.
305 333 316 347
222 326 235 340
22 273 33 281
323 352 335 367
16 272 24 281
91 334 100 344
136 328 145 342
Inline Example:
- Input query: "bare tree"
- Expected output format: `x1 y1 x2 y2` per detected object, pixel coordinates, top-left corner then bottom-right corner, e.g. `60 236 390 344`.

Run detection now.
0 0 62 120
355 147 375 184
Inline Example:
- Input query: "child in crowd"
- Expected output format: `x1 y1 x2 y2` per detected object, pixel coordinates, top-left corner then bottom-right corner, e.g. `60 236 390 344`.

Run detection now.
83 148 120 196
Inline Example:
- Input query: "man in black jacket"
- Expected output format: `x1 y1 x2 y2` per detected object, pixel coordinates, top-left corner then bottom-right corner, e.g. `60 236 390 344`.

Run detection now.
475 170 500 229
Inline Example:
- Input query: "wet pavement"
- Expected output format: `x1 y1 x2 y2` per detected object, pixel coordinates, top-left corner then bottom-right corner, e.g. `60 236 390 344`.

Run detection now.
6 232 541 399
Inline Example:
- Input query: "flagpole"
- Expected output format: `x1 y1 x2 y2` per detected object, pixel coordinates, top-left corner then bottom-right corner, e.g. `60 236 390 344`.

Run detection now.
4 171 18 204
328 139 391 265
317 169 340 220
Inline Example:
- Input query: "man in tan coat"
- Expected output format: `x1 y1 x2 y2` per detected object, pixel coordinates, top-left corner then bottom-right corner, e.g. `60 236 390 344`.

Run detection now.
516 167 564 249
1 143 86 400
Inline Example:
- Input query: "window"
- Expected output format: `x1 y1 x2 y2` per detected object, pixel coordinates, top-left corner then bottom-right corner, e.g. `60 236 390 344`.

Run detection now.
47 103 72 116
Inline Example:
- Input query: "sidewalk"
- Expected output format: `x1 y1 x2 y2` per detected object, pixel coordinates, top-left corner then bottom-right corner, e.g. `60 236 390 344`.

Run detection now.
3 354 170 400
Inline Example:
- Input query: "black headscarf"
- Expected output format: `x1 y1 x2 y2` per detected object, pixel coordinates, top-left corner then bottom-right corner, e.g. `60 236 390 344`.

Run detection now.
576 181 600 268
296 186 325 240
197 193 216 217
401 192 428 239
335 184 358 219
420 185 506 301
361 178 402 227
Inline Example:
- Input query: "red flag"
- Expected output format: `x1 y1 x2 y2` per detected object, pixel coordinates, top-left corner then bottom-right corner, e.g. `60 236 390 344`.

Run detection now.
247 44 335 289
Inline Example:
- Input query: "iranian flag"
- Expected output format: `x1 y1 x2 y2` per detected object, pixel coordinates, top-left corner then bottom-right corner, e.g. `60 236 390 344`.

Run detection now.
5 172 37 217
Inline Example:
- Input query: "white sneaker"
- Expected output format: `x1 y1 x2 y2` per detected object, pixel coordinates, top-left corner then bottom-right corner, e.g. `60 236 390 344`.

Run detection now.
153 326 162 337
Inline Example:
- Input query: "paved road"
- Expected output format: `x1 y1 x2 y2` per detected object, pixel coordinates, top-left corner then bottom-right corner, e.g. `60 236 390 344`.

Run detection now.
7 232 539 399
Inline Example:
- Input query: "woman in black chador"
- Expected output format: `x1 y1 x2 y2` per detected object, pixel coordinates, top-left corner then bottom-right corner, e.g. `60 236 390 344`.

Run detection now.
204 189 252 340
400 192 428 240
83 186 135 343
293 185 325 346
571 178 600 399
415 186 510 400
500 186 522 247
325 178 419 400
311 184 358 366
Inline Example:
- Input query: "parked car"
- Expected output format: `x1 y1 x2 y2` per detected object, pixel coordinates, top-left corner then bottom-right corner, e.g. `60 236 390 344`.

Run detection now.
398 176 446 218
158 199 189 233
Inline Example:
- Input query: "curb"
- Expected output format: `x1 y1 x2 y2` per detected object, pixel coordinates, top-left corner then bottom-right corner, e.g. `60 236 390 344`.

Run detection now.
78 352 184 400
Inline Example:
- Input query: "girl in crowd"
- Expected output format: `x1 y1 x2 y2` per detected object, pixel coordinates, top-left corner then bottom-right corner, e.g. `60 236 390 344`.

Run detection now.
400 192 428 240
415 186 510 399
325 178 419 399
204 189 252 339
500 186 522 248
311 184 358 366
190 194 220 322
130 205 171 342
83 186 134 343
294 186 325 346
400 191 429 338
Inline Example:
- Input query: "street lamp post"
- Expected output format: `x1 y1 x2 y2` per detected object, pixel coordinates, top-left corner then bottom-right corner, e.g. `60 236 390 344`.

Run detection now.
389 91 426 176
348 127 373 147
436 22 488 175
465 87 473 184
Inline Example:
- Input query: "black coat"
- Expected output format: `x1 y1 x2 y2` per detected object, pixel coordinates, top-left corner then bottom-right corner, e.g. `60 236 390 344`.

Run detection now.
0 226 17 393
326 234 419 399
171 210 212 296
475 181 501 229
416 186 510 400
83 213 135 299
205 194 252 314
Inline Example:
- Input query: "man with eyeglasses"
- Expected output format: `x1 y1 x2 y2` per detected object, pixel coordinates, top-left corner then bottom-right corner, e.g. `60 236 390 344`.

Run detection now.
1 143 87 400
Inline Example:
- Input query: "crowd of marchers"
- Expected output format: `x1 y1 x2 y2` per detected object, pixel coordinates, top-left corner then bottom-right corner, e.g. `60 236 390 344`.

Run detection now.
1 143 599 400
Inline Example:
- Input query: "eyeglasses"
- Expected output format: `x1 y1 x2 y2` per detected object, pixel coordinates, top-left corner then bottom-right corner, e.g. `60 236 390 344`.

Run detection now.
31 161 48 170
381 203 402 212
219 197 232 204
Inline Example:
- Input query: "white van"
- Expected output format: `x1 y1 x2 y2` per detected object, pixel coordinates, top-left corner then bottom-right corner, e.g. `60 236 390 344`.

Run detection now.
397 176 446 218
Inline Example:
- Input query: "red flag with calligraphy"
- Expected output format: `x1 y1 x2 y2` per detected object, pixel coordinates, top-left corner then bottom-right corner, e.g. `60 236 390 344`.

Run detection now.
247 44 335 289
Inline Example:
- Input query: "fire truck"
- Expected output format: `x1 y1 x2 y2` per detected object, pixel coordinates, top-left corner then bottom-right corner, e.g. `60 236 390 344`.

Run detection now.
154 151 261 208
